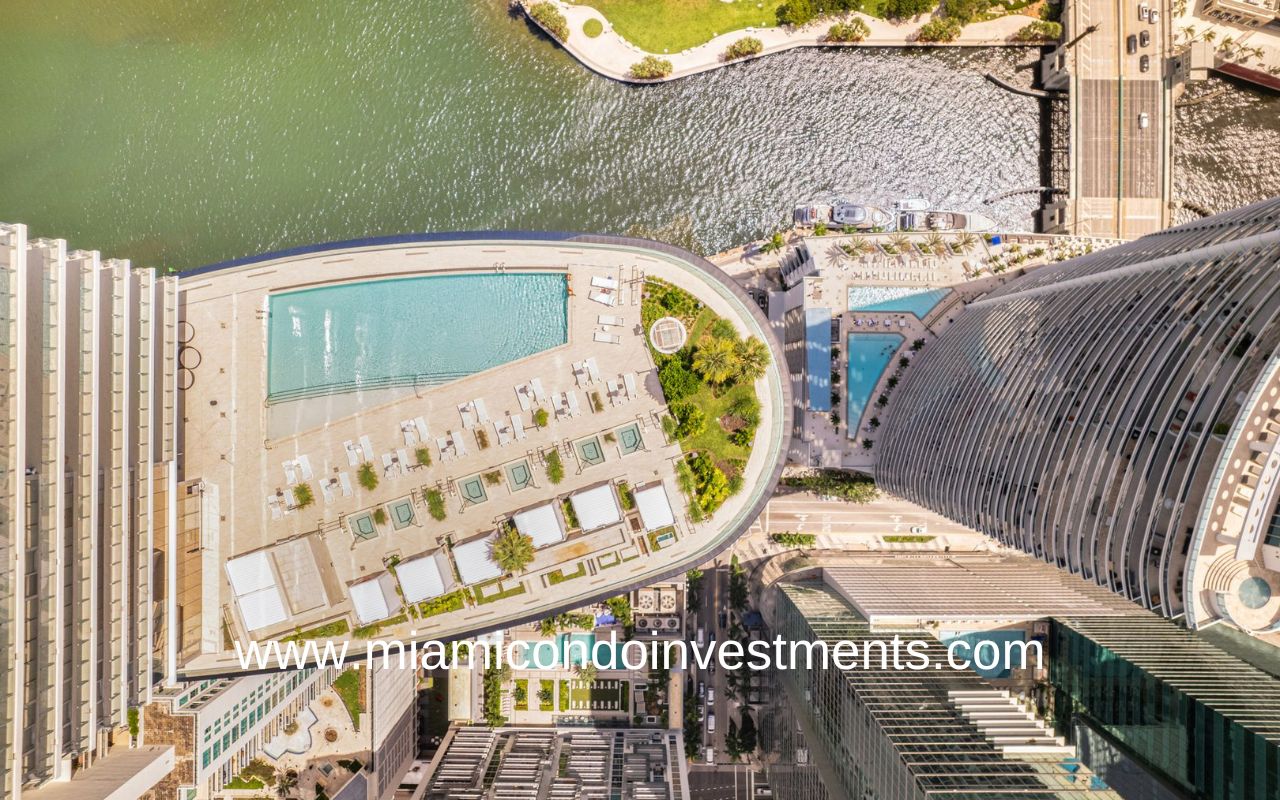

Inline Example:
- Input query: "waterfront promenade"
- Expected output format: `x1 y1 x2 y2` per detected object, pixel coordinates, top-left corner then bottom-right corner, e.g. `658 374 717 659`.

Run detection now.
523 1 1038 83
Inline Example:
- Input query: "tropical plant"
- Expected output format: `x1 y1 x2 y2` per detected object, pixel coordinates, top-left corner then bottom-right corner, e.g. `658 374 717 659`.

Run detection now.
814 219 828 236
723 36 764 61
882 0 934 19
760 231 786 254
475 428 490 449
527 2 569 42
889 233 911 253
658 360 701 402
922 232 946 255
843 235 872 256
490 527 535 574
826 19 870 42
373 507 387 526
357 462 378 491
781 469 878 502
734 337 771 382
577 662 599 682
426 489 447 521
533 407 549 427
544 449 565 484
483 470 503 486
292 483 314 509
693 337 739 384
275 769 298 800
953 232 977 252
1014 20 1062 41
415 447 432 467
629 55 673 80
917 17 962 42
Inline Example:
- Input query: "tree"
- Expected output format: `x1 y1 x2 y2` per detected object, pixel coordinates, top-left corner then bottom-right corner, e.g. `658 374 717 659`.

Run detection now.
726 717 744 760
357 462 378 491
942 0 989 24
723 36 763 61
917 17 962 41
577 662 599 683
490 527 535 574
275 770 298 800
760 231 786 254
544 449 564 484
629 55 673 80
693 337 739 384
882 0 935 19
658 360 701 401
827 19 871 42
734 337 771 383
739 709 758 753
780 469 879 502
527 2 569 42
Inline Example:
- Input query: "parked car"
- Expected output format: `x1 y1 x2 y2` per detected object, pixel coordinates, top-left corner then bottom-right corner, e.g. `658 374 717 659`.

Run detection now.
705 747 715 765
1150 9 1160 22
1138 2 1149 19
1140 54 1151 72
707 688 716 704
1139 112 1150 129
1140 30 1150 47
707 713 717 733
910 525 928 534
1127 34 1138 54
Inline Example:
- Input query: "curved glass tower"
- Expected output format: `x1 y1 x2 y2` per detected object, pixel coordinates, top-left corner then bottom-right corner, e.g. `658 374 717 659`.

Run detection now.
879 197 1280 624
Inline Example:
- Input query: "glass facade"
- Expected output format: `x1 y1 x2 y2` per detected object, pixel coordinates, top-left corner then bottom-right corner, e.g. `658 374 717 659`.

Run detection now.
1050 616 1280 800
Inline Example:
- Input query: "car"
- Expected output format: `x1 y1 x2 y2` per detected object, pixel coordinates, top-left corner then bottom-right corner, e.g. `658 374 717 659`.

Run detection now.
707 688 716 703
1139 112 1150 129
1140 30 1150 47
698 682 705 699
718 611 727 629
1150 9 1160 22
707 713 717 733
705 747 715 765
1138 3 1149 19
1140 54 1151 72
1127 34 1138 54
910 525 928 534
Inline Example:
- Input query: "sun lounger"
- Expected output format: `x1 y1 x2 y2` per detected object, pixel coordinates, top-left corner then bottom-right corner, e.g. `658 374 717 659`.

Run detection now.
531 378 548 404
512 415 526 440
553 393 568 418
566 391 582 417
339 472 354 497
624 372 638 399
414 416 430 442
283 460 298 485
589 290 615 307
593 331 621 345
607 379 622 405
382 452 394 476
436 436 453 461
573 362 589 387
598 314 621 327
474 398 490 425
344 440 359 467
458 402 476 429
360 435 374 462
397 448 409 470
515 384 532 412
591 275 618 290
586 357 602 384
298 455 313 480
268 494 283 520
321 480 335 505
401 420 418 446
452 431 468 457
495 420 511 447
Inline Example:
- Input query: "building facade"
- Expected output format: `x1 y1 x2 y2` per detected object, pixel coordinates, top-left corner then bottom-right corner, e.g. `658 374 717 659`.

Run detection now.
878 197 1280 631
1 223 179 796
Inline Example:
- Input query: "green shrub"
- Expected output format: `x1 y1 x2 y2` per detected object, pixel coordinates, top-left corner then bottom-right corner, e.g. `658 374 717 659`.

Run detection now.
658 360 702 402
942 0 989 23
1012 20 1062 40
292 482 315 508
561 498 581 529
917 17 962 41
373 507 387 526
781 470 878 503
618 481 636 510
533 407 549 427
827 19 870 42
475 428 490 449
591 390 604 412
723 36 764 61
528 2 569 42
415 447 432 467
357 462 378 491
882 0 935 18
582 17 603 38
545 449 565 484
127 707 140 738
426 489 447 521
688 454 730 515
771 532 817 546
629 55 673 80
671 401 708 439
483 470 503 486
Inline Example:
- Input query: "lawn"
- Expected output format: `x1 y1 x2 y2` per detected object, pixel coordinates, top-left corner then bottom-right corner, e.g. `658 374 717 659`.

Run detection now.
576 0 787 53
680 381 754 464
567 679 630 712
332 669 364 730
547 562 588 586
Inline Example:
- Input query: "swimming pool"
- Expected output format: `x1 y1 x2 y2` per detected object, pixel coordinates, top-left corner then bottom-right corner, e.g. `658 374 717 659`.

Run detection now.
846 333 902 438
615 423 643 455
513 633 626 669
848 286 950 318
267 272 567 401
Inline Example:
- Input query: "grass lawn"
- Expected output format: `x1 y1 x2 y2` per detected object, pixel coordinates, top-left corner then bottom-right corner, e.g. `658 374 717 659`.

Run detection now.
540 679 556 711
547 562 588 586
475 579 527 605
558 679 571 712
680 381 754 464
224 776 265 790
576 0 787 53
515 678 530 711
332 669 364 730
568 679 629 711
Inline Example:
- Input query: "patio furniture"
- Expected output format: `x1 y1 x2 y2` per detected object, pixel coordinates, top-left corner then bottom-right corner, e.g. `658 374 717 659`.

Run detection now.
321 479 336 505
515 383 532 412
474 398 490 425
397 448 409 470
586 357 602 383
589 290 615 307
623 373 638 399
452 430 468 457
267 494 283 520
382 452 396 477
573 361 589 387
283 460 298 486
566 391 582 417
401 419 419 446
458 402 476 430
436 435 453 461
512 414 526 440
531 378 548 404
297 455 313 480
553 393 569 418
360 435 375 461
593 331 621 345
344 440 359 467
590 275 618 290
606 379 622 405
339 473 354 497
414 416 430 442
598 314 621 327
495 420 512 447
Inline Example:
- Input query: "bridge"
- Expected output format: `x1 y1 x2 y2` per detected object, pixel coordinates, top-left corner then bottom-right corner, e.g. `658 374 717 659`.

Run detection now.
1042 0 1175 238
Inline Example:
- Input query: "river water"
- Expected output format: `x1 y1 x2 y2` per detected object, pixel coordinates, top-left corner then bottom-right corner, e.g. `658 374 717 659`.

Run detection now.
0 0 1274 268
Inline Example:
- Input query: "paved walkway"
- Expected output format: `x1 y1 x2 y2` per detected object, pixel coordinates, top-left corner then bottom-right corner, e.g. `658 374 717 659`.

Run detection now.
523 2 1042 83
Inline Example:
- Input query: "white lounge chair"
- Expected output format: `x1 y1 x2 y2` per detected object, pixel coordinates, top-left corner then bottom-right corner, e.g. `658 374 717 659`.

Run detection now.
458 402 476 430
553 393 568 418
591 275 618 290
436 436 452 461
607 379 622 405
452 431 468 457
382 452 395 476
495 420 511 447
598 314 621 327
531 378 548 404
401 420 418 447
586 357 602 384
566 391 582 417
297 455 313 481
512 415 526 440
397 448 409 470
589 290 615 307
474 398 490 425
344 440 359 467
283 460 298 486
573 362 589 387
515 384 532 412
267 494 283 520
414 416 430 442
339 472 354 497
321 480 336 505
360 435 374 462
593 331 621 344
624 373 638 399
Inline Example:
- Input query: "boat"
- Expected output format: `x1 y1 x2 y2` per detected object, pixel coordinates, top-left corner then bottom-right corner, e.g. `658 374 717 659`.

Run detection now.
831 200 891 230
793 203 833 226
892 199 998 233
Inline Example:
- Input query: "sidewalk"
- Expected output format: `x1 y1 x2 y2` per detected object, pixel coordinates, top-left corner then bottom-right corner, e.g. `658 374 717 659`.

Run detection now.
523 2 1042 83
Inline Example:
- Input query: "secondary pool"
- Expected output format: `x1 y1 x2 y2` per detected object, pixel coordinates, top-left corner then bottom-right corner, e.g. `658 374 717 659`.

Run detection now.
513 633 626 669
847 333 903 437
267 272 567 401
848 286 950 318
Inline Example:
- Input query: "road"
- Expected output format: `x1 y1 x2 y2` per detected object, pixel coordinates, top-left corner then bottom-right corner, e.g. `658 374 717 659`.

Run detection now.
688 765 761 800
1063 0 1171 238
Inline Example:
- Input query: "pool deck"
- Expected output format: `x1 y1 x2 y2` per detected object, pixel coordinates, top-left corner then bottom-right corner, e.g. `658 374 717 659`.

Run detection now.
177 235 787 676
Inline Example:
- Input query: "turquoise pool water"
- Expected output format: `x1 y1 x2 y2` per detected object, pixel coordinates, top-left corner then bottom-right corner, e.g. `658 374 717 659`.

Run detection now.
514 633 626 669
616 423 643 455
574 436 606 467
848 286 950 318
846 334 902 437
267 272 567 401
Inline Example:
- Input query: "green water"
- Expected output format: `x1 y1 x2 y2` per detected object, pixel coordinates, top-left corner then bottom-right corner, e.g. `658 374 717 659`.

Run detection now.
0 0 1051 267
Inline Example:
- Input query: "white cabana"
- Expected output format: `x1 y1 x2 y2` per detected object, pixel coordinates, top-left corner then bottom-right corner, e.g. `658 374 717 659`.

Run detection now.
226 551 289 632
348 573 402 625
397 553 450 604
226 550 275 595
570 484 622 532
453 533 503 585
513 503 566 548
634 483 676 531
238 586 288 632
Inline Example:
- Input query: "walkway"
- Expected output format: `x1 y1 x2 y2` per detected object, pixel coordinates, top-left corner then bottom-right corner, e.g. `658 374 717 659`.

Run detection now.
523 2 1042 83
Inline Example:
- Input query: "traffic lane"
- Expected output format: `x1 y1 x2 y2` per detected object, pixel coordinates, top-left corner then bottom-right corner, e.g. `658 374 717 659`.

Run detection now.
688 766 752 800
1121 79 1161 199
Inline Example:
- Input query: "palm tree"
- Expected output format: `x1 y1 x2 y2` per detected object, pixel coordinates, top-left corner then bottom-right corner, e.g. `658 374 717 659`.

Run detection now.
275 769 298 800
693 338 738 384
490 527 535 574
922 232 945 256
577 662 599 683
843 235 871 256
952 232 978 253
889 233 911 254
734 337 771 383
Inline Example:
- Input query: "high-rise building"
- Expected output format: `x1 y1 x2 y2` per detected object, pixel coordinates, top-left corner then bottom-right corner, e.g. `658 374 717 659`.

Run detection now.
0 224 180 796
878 197 1280 632
764 579 1123 800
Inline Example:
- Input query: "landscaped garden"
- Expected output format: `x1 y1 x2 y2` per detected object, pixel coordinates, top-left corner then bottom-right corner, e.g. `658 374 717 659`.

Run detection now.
332 669 363 730
567 679 629 711
576 0 787 53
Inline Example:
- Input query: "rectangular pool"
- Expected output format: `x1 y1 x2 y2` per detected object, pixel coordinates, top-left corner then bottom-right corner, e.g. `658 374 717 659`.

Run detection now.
848 286 950 318
846 333 902 438
267 272 567 401
805 308 833 412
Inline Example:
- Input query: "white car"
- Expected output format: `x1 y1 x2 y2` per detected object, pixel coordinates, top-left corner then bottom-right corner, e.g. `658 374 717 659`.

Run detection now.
1139 112 1150 129
910 525 928 535
1150 9 1160 22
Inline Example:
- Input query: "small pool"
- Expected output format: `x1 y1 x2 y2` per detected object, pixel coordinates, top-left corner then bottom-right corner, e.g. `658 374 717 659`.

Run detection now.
349 511 379 540
504 459 535 492
1239 577 1272 610
457 475 488 506
846 333 902 438
267 272 568 401
388 498 415 530
848 286 950 318
574 436 606 468
615 423 643 455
